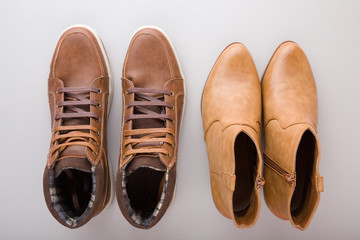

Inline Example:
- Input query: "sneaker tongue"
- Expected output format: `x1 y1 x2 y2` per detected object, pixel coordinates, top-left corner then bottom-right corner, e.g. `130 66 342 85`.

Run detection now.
60 145 87 158
126 156 166 176
54 157 92 178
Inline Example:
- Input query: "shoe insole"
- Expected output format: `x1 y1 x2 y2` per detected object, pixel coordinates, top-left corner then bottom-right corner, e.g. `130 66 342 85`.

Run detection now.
291 130 315 214
233 132 256 214
55 169 92 217
126 167 165 219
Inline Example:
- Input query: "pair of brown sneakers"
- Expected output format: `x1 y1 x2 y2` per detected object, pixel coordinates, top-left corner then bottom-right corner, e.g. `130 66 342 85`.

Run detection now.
201 42 324 230
43 25 185 229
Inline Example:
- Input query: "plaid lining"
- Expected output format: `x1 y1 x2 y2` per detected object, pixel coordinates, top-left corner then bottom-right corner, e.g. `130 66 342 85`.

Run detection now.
49 166 96 227
121 166 168 227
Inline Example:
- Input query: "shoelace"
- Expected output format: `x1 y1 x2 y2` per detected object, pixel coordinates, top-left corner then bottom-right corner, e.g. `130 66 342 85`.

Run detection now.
50 87 101 157
123 87 175 159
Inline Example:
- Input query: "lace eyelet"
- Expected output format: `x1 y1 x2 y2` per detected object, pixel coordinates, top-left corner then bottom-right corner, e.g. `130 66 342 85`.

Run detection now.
126 89 129 94
171 106 174 110
167 153 171 158
97 103 101 108
98 89 102 94
96 118 100 122
96 131 100 136
170 92 174 96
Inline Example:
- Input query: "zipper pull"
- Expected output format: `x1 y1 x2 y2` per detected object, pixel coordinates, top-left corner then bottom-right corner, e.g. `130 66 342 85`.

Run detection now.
284 173 296 185
255 176 265 189
264 154 296 186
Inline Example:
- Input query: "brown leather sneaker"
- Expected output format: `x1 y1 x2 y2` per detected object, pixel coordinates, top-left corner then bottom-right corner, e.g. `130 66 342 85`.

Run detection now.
43 25 113 228
262 41 324 230
201 43 264 228
116 26 185 229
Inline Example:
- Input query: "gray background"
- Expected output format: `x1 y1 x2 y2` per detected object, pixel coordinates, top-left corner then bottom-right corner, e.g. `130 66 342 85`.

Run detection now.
1 0 359 239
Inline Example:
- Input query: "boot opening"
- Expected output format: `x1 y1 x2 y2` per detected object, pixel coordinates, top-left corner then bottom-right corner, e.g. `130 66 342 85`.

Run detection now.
291 130 318 228
126 167 166 220
54 169 92 217
233 132 258 220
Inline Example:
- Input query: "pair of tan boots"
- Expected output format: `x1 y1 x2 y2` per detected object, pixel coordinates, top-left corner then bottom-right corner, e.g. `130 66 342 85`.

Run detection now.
201 42 324 230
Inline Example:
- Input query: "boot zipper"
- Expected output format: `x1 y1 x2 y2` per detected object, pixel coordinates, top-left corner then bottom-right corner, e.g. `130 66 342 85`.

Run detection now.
264 154 296 185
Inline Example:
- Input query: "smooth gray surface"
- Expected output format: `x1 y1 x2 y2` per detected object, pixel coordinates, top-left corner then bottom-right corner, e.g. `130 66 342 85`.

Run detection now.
1 0 359 239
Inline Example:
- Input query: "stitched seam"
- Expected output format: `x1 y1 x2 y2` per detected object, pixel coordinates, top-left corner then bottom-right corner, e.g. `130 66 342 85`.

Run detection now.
164 79 184 167
204 121 258 139
209 171 234 190
264 118 317 131
53 31 105 77
119 92 126 166
123 32 173 78
84 77 106 166
120 78 135 167
48 78 64 167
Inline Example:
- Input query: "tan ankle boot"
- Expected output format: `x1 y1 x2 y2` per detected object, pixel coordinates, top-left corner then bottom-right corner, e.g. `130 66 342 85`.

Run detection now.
201 43 264 228
262 41 324 230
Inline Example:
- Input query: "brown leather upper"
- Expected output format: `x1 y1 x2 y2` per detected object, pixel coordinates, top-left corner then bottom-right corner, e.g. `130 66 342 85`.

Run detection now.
262 41 323 230
47 27 110 167
119 27 185 169
116 27 185 229
201 43 263 228
43 26 111 228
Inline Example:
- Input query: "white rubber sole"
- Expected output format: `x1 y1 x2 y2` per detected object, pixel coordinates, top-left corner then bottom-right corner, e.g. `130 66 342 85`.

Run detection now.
59 24 115 212
129 26 186 208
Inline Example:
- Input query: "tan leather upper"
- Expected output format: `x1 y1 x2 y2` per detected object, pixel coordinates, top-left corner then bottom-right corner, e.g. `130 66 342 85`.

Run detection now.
262 41 318 130
201 43 263 228
202 43 261 136
262 41 323 230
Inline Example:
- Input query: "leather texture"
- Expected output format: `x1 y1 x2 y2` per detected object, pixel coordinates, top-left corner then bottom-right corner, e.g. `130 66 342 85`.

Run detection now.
201 43 263 228
116 27 185 229
43 26 112 228
262 41 323 230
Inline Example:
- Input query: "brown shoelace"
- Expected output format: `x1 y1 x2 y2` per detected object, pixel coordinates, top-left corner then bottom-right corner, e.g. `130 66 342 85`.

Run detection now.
50 87 101 157
123 87 175 159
